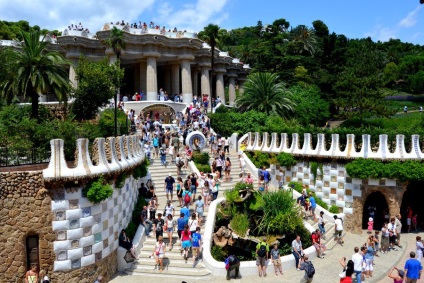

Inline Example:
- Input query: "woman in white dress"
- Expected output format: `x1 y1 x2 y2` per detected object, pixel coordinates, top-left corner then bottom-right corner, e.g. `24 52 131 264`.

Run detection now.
416 236 424 261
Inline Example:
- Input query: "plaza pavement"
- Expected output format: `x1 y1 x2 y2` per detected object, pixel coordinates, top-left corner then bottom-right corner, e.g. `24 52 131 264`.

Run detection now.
110 229 424 283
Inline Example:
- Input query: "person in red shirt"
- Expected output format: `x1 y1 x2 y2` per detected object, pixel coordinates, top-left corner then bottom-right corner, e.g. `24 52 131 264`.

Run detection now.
312 229 326 259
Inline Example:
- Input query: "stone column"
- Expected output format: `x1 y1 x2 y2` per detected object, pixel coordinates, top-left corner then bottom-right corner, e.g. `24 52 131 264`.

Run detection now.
69 64 77 89
180 59 193 104
192 68 199 98
172 64 180 96
139 62 147 96
228 75 236 106
216 72 225 104
201 66 211 96
146 56 158 101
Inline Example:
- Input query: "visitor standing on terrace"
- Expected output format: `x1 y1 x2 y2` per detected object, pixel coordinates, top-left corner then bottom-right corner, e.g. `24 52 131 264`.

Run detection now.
256 238 269 277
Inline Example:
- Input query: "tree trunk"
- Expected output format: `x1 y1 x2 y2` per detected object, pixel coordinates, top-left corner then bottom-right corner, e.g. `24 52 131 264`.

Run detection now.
30 91 39 122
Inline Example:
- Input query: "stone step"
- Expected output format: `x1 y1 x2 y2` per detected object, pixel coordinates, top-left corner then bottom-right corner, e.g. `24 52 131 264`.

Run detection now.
134 258 207 269
138 250 205 261
125 266 211 279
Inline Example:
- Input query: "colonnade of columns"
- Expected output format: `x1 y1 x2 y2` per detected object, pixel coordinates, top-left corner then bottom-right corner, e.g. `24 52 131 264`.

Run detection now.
101 54 247 106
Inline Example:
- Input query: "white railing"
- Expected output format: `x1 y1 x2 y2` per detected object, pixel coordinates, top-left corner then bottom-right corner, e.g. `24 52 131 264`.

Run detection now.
239 132 423 160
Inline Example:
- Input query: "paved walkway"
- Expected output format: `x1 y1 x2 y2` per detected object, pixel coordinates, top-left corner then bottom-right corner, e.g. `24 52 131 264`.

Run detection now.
110 230 424 283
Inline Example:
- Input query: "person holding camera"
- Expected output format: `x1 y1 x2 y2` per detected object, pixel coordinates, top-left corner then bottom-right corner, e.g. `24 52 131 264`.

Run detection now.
299 254 315 282
292 235 304 270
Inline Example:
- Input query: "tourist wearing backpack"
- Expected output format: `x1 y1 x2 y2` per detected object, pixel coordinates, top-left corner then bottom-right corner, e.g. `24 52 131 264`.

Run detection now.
182 188 192 206
299 254 315 282
225 254 240 280
256 238 269 277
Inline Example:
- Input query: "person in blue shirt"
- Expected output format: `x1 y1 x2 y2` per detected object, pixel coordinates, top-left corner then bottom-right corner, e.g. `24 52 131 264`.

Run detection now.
152 134 160 159
180 204 190 223
404 251 422 282
308 192 317 221
177 213 188 246
262 166 271 191
191 227 202 267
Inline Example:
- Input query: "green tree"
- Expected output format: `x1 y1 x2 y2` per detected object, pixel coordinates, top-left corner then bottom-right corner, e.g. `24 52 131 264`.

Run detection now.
0 30 70 120
290 84 330 126
107 26 126 60
71 57 124 120
199 24 220 99
288 25 318 55
235 72 295 117
409 70 424 94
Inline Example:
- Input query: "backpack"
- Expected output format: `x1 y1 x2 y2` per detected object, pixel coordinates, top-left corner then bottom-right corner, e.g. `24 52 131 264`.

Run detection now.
184 193 191 204
177 159 184 167
306 261 315 278
257 243 267 257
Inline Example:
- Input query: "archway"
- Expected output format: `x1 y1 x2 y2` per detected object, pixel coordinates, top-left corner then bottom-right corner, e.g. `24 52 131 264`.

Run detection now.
362 192 389 230
400 181 424 232
141 104 176 124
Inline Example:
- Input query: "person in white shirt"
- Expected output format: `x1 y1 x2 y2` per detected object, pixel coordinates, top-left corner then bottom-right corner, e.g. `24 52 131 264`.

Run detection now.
351 247 364 283
239 154 246 175
387 218 397 250
144 141 151 160
333 215 344 245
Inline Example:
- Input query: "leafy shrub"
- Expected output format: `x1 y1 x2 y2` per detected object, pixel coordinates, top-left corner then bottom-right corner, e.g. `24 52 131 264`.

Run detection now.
225 187 242 203
84 176 113 203
192 152 210 165
245 151 276 168
97 108 129 138
125 222 137 240
288 181 303 193
329 205 339 214
115 172 127 188
345 158 424 182
195 163 212 173
133 159 149 179
214 105 229 114
314 195 328 210
276 152 297 167
230 214 250 236
211 245 227 261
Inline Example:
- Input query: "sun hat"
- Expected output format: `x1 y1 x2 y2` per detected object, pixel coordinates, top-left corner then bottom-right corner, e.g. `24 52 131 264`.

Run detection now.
369 217 373 221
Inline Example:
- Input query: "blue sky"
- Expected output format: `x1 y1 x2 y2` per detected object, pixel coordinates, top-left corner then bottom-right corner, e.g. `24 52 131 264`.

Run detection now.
0 0 422 44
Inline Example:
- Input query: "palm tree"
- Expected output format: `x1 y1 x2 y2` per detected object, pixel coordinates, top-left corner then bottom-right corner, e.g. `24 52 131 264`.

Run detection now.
105 26 126 136
1 30 70 120
199 24 220 100
235 72 295 117
290 25 318 55
107 26 126 61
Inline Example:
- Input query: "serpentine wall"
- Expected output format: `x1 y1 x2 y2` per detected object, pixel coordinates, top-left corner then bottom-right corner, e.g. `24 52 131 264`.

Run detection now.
239 132 411 233
0 134 147 283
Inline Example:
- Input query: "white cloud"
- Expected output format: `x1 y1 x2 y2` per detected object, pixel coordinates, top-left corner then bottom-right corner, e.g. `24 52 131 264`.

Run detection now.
398 6 422 28
364 25 398 42
0 0 156 33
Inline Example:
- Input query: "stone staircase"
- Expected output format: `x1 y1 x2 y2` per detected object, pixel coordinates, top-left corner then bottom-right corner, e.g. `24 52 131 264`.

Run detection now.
304 216 346 253
124 149 248 280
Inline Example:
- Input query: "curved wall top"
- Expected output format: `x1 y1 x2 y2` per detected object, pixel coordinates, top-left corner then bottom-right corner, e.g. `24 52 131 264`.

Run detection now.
43 134 144 180
239 132 423 161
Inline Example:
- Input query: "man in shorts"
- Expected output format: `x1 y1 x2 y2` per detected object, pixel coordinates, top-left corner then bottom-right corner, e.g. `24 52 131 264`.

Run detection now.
334 215 344 245
191 227 202 267
312 229 326 259
256 238 269 277
270 243 283 275
164 173 175 202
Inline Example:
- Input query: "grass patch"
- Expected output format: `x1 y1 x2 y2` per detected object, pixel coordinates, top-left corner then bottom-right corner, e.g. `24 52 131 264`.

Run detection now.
230 214 250 236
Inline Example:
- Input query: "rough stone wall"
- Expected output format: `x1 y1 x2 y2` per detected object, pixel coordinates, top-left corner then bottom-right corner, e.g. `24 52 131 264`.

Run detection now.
0 171 55 282
49 251 117 283
43 103 69 120
0 171 118 283
344 184 407 234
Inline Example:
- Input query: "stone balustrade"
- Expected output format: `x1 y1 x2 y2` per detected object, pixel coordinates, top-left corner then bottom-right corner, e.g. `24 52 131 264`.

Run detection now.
43 134 144 180
240 132 424 160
